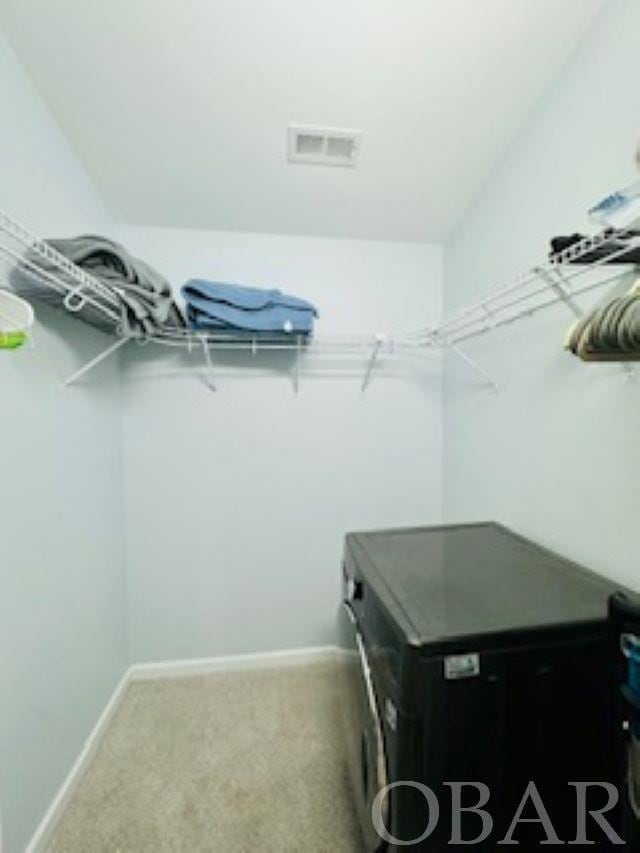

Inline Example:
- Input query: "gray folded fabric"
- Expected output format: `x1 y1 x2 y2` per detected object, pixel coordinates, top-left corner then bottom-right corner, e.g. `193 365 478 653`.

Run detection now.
10 235 183 338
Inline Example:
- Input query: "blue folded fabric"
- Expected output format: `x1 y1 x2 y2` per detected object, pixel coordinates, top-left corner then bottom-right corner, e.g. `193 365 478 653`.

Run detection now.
181 280 318 334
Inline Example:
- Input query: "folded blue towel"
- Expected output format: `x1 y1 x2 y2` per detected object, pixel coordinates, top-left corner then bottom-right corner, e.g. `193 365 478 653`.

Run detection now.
182 280 318 334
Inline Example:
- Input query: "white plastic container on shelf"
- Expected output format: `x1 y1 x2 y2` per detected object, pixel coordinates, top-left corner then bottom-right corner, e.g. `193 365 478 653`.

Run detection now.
589 177 640 230
0 290 34 349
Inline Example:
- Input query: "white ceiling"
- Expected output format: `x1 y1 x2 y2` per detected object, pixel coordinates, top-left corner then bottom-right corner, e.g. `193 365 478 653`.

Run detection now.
0 0 604 241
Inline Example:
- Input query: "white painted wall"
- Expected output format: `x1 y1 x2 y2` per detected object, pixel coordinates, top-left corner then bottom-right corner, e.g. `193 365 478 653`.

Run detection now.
117 226 443 661
0 33 128 853
443 0 640 590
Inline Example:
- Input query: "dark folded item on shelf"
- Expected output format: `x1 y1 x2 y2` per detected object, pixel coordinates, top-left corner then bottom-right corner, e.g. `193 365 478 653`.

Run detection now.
11 235 184 338
550 230 640 265
182 280 318 334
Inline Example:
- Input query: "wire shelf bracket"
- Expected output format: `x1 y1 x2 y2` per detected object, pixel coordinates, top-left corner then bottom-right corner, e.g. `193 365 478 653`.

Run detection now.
444 339 499 392
200 336 217 393
361 333 386 393
534 266 583 318
63 337 129 387
292 335 302 395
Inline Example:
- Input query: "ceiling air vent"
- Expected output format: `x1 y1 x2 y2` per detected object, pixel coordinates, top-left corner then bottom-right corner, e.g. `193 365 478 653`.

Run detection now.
287 125 362 167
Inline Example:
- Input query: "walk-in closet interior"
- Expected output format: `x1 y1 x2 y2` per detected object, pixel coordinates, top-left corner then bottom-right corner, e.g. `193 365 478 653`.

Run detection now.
1 1 640 851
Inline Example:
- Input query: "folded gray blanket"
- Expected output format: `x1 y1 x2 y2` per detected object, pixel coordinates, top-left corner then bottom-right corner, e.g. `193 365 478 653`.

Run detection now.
11 235 183 338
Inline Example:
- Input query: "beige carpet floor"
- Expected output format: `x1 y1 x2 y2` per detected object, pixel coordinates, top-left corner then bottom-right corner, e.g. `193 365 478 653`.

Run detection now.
46 661 364 853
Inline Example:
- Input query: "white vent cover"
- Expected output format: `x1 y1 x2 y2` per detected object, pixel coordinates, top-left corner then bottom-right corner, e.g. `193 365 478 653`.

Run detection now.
287 125 362 167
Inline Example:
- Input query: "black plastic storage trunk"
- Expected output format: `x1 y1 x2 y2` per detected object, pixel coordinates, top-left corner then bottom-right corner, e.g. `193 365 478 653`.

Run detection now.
339 522 625 851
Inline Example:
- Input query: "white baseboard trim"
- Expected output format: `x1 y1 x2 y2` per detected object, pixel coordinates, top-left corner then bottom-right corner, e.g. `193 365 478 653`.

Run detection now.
129 645 338 681
25 645 338 850
26 668 132 853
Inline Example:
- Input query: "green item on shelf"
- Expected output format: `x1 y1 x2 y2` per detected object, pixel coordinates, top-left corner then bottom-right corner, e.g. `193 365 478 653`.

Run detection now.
0 330 27 350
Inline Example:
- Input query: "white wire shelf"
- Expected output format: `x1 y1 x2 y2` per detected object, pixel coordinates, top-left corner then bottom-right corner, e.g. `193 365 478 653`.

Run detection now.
421 231 640 346
410 228 640 388
3 207 636 392
0 209 432 390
